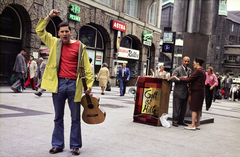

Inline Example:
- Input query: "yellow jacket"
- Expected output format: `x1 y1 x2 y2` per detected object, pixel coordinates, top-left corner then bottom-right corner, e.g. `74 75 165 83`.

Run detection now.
36 18 93 102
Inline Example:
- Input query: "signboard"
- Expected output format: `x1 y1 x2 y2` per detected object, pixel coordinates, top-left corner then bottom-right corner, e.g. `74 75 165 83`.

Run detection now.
142 30 153 46
141 87 161 117
118 47 139 60
111 20 126 32
162 43 173 53
163 32 173 42
68 4 81 22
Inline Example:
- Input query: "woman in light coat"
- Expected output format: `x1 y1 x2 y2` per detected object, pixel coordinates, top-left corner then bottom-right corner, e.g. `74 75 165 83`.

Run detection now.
97 63 110 95
157 65 167 79
24 55 37 90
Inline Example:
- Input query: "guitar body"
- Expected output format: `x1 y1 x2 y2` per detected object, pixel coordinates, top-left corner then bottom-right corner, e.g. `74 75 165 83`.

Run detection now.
81 94 106 124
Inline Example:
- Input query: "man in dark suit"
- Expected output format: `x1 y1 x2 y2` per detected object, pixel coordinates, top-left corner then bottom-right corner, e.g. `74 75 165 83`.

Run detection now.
172 56 192 127
223 73 233 99
117 63 130 96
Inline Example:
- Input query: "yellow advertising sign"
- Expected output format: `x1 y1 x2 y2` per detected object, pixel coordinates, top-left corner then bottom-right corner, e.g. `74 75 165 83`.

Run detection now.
141 87 161 117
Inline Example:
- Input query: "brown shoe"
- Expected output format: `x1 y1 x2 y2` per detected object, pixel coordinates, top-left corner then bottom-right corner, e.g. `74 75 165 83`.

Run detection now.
49 147 63 154
11 87 18 93
172 122 179 127
72 148 80 155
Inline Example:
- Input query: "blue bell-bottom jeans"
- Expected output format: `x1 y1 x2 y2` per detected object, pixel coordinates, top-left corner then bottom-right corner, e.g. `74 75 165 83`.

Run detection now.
52 78 82 149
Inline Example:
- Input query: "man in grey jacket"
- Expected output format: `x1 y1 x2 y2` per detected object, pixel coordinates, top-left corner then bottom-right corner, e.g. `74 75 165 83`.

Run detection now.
11 49 27 92
223 73 233 99
172 56 192 127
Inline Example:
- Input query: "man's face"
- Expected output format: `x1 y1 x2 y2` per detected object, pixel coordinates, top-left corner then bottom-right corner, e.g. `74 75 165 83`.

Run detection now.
182 57 190 67
227 73 230 77
21 50 26 56
58 26 71 43
123 64 126 68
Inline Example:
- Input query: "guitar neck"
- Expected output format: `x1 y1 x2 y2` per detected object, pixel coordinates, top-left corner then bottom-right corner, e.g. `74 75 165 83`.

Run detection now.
82 77 92 104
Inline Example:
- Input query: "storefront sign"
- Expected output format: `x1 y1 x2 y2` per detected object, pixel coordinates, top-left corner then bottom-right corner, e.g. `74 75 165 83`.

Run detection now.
118 47 139 60
68 4 81 22
163 32 173 42
142 30 153 46
141 87 161 117
111 20 126 32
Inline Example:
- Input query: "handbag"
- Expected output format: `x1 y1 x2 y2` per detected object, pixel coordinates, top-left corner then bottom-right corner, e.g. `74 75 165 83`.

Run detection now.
216 90 222 100
105 81 111 91
221 88 225 96
160 113 170 128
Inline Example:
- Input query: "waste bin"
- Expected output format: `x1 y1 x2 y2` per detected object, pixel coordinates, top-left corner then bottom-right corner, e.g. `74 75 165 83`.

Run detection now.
133 77 171 126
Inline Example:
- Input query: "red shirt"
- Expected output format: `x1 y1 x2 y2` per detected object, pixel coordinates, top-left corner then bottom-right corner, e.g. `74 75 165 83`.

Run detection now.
58 40 80 79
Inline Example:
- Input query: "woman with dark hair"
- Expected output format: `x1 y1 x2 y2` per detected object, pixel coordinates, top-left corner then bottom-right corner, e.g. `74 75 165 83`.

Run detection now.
24 55 37 90
205 66 218 111
97 63 110 95
172 57 206 130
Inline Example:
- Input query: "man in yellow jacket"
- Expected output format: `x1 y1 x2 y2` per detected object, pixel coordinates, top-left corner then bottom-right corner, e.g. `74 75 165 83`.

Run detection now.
36 10 93 155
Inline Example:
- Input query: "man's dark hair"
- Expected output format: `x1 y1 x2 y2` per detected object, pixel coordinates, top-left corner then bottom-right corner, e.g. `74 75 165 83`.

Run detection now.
195 57 204 66
89 57 92 63
21 48 26 52
57 22 71 31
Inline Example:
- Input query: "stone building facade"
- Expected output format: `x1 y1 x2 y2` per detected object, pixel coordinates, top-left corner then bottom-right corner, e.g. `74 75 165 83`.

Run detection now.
0 0 162 85
207 11 240 77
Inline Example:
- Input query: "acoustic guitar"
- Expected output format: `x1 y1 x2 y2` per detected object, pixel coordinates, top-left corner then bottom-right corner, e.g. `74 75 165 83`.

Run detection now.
80 67 106 124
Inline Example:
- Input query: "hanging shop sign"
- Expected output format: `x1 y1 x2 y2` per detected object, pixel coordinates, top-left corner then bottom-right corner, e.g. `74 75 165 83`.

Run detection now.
68 4 81 22
111 20 126 32
118 47 139 60
142 30 153 46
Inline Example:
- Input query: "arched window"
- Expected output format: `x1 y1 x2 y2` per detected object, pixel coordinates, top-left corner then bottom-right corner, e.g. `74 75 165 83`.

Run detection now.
79 25 104 49
0 6 21 39
125 0 140 18
149 2 157 25
120 36 138 49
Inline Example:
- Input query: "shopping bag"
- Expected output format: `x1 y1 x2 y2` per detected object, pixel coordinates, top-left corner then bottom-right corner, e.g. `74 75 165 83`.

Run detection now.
10 74 16 85
221 88 225 96
160 113 170 128
105 81 111 91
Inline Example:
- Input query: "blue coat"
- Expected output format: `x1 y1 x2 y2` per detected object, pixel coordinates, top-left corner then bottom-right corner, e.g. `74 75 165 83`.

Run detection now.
117 68 130 81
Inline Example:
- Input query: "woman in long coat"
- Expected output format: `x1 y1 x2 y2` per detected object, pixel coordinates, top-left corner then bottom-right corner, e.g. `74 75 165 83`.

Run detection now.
172 57 206 130
24 55 37 90
97 63 110 95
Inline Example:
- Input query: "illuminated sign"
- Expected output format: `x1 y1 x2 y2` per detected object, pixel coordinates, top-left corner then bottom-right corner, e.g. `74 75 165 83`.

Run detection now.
68 4 81 22
111 20 126 32
142 30 153 46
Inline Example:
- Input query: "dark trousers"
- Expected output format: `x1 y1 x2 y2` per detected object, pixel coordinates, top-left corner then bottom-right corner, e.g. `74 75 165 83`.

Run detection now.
205 84 213 109
119 79 127 95
11 72 25 91
172 97 187 124
224 87 230 99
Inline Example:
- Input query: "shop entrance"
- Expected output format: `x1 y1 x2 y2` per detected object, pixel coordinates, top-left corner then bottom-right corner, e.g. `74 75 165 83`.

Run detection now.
0 6 22 85
79 25 105 83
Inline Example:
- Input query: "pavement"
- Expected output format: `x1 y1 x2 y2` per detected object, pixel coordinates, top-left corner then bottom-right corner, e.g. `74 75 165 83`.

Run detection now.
0 85 240 157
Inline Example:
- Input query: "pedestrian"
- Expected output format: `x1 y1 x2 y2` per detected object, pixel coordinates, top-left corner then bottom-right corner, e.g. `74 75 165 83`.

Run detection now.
34 57 46 97
213 72 221 102
11 49 27 93
171 56 192 127
222 73 233 99
97 63 110 95
89 57 95 80
36 9 93 155
237 86 240 101
172 57 206 130
205 66 218 111
24 55 38 90
149 69 155 77
117 63 130 96
156 65 167 79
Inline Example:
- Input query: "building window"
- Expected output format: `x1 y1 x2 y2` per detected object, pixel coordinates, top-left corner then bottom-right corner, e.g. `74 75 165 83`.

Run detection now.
125 0 140 18
100 0 111 5
149 2 157 25
79 25 104 49
231 24 234 32
0 6 21 39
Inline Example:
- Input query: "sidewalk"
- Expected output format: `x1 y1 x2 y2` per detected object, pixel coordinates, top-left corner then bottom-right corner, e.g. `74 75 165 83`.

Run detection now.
0 86 240 157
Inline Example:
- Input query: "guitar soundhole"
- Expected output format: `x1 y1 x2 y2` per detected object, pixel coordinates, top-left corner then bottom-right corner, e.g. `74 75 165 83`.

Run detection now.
88 104 94 109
